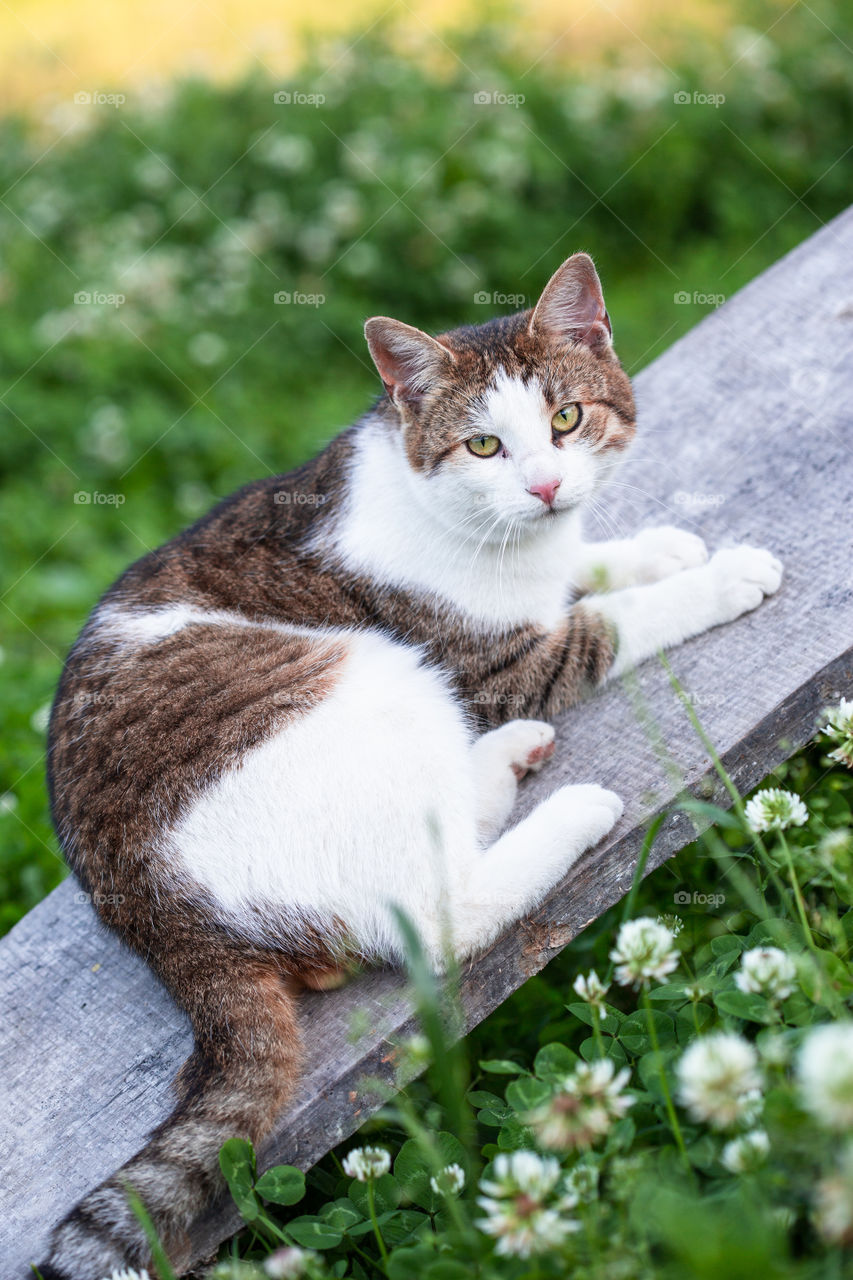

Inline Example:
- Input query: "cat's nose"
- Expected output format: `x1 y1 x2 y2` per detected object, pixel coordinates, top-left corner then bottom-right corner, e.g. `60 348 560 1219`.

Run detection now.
528 479 561 507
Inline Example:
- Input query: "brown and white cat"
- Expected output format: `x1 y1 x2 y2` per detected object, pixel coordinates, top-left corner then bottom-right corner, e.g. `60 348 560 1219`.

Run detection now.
42 253 782 1278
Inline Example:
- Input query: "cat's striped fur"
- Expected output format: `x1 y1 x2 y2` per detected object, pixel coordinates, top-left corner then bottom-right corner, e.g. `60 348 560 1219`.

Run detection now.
41 255 782 1277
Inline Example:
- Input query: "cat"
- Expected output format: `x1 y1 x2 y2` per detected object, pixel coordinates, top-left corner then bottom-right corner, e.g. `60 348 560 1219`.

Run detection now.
41 252 782 1278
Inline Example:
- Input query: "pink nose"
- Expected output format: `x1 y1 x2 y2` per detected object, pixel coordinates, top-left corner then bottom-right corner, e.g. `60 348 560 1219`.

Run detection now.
528 479 561 507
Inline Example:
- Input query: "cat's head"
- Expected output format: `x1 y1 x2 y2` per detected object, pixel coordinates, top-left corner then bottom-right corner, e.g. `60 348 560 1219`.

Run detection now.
364 254 635 534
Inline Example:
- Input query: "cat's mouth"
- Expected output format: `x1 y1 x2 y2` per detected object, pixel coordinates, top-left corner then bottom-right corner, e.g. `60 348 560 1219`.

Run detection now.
530 499 576 521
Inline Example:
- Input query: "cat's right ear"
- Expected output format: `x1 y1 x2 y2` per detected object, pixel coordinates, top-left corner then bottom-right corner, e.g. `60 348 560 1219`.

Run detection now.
364 317 455 409
528 253 613 352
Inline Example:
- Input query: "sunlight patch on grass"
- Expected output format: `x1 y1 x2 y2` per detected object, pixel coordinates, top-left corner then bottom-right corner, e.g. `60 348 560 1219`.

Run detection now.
1 0 738 114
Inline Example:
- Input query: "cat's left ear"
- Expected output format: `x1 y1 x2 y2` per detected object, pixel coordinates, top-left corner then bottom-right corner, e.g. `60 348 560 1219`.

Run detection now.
364 317 456 408
529 253 613 351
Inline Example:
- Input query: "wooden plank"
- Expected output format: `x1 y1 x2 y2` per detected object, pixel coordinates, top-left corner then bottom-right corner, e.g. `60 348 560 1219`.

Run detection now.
3 205 853 1274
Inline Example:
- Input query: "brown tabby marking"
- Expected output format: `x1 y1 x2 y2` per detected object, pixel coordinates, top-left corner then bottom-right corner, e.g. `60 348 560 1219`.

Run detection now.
371 310 635 473
44 941 304 1277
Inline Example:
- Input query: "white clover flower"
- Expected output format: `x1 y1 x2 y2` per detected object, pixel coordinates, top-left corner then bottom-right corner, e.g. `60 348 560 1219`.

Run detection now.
264 1247 319 1279
818 828 853 864
610 916 679 988
477 1152 578 1257
721 1129 770 1173
342 1145 391 1181
744 788 808 834
814 1143 853 1244
735 946 797 1001
403 1032 431 1065
134 153 172 193
677 1033 763 1130
821 698 853 770
0 791 18 816
529 1058 633 1151
573 969 610 1007
739 1088 765 1129
770 1205 796 1232
758 1032 792 1067
569 1061 633 1118
430 1162 465 1196
478 1203 574 1259
259 134 314 173
212 1266 268 1280
187 331 227 366
656 912 684 938
396 1032 432 1081
481 1151 562 1201
30 701 51 734
797 1023 853 1129
561 1162 599 1207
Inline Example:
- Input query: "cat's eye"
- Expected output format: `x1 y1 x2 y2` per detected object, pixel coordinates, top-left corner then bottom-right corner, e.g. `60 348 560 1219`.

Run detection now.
467 434 501 458
551 403 582 434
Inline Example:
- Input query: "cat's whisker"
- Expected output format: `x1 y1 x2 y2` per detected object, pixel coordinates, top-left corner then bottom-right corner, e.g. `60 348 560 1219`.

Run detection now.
606 478 674 499
460 514 508 561
441 502 524 554
468 511 508 573
421 505 496 546
496 516 518 604
583 494 624 542
511 517 524 582
603 479 693 522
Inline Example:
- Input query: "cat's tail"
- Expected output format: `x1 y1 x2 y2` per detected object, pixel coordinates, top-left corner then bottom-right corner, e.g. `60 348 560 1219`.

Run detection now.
39 945 303 1280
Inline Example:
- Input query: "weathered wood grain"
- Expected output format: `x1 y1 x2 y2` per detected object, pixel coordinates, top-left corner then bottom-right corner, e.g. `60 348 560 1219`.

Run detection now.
3 206 853 1275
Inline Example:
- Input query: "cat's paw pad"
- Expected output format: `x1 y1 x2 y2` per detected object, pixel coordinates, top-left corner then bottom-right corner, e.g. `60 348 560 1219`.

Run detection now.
632 525 709 582
709 545 783 620
519 737 556 775
496 719 556 778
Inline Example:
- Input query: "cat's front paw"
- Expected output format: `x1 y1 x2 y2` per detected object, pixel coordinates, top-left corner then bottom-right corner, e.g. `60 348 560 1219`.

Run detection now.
708 545 783 622
498 719 556 778
631 525 709 583
548 782 624 850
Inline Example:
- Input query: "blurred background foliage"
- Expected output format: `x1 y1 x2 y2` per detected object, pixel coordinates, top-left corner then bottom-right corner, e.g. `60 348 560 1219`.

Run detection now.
1 0 852 930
